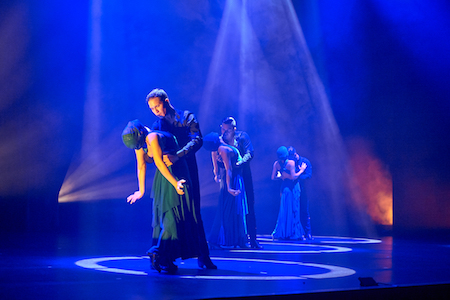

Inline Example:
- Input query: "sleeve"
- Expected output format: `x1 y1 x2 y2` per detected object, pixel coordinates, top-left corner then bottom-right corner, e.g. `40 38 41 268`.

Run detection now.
299 157 312 180
176 110 203 157
151 119 161 131
238 131 254 164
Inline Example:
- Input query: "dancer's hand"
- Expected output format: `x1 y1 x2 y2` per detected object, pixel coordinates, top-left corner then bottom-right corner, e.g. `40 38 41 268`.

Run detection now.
228 188 241 197
127 191 142 204
214 174 221 183
300 162 307 171
175 179 186 195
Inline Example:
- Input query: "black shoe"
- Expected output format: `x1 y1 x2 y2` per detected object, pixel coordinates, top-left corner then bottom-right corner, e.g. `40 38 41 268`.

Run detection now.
149 252 161 273
160 261 178 274
250 240 263 249
198 256 217 269
306 234 314 241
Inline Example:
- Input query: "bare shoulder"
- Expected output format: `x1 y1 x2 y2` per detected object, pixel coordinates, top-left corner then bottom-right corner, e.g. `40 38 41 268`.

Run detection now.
286 159 295 169
218 145 231 153
147 132 158 141
218 145 232 158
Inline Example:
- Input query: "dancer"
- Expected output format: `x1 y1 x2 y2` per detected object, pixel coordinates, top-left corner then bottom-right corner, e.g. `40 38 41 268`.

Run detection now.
204 132 249 248
288 146 313 240
271 146 307 240
219 117 262 249
146 88 217 269
122 120 200 274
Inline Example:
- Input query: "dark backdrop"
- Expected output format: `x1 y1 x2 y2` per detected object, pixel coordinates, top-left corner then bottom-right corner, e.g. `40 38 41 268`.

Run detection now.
1 0 449 238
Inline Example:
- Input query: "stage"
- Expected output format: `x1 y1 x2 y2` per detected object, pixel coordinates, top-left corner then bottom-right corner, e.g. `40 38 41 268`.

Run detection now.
1 233 450 299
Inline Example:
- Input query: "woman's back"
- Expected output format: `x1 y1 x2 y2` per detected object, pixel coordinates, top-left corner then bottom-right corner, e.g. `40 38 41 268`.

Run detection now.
217 144 241 169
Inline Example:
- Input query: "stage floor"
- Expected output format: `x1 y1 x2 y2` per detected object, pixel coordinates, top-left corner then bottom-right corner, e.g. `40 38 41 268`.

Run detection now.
1 233 450 299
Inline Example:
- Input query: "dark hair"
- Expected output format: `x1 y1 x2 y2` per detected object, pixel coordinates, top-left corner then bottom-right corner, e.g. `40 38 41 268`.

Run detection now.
287 146 299 168
122 119 148 149
203 132 221 152
221 116 236 127
277 146 288 160
146 88 168 103
288 146 296 158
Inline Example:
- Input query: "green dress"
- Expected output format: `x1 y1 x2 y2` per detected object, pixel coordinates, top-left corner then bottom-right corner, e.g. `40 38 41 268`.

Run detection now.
148 131 200 264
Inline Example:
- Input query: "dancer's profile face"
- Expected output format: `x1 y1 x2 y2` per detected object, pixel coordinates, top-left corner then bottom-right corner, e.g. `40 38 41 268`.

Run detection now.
222 131 234 145
148 97 167 118
221 123 235 145
221 123 235 135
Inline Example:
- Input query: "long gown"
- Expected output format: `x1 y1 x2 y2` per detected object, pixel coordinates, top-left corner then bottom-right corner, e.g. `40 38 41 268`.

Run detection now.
272 161 305 239
209 144 248 247
152 110 211 259
147 131 200 265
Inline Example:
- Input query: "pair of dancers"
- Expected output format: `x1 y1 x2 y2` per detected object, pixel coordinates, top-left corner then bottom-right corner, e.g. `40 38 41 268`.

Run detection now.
122 89 215 274
271 146 312 241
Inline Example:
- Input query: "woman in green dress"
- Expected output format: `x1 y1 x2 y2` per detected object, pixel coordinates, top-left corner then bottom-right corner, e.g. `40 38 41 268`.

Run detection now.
122 119 199 273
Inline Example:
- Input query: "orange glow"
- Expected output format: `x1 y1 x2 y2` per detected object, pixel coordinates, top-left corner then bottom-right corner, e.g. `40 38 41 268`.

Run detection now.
348 138 393 225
